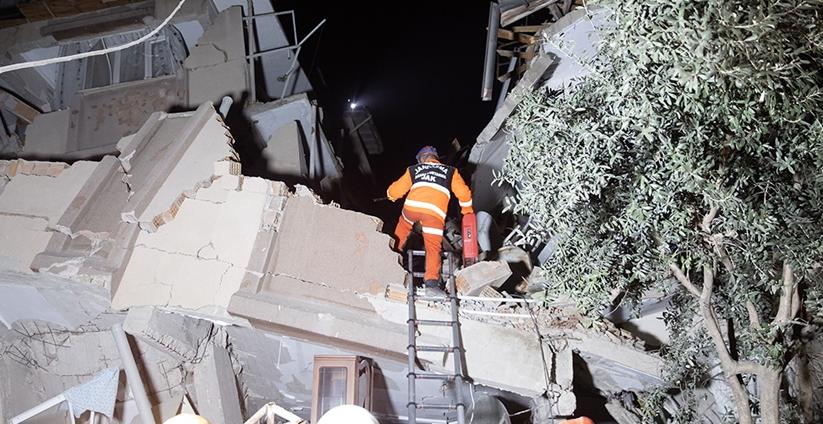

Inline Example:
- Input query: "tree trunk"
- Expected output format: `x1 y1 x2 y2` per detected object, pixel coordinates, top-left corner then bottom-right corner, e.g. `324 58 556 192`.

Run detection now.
758 369 782 424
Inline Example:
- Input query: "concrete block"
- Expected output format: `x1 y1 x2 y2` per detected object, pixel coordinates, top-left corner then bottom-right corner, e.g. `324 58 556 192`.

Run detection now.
20 109 71 158
262 121 307 177
192 344 243 424
123 306 214 362
455 261 512 296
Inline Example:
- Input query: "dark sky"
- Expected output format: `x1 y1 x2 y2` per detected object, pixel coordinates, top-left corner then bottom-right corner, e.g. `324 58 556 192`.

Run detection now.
275 1 497 186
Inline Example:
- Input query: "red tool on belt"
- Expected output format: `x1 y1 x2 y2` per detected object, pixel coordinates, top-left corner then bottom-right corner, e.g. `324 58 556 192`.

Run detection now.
462 213 479 266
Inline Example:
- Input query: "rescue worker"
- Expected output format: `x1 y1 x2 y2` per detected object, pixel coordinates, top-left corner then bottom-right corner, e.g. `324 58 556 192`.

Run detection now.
387 146 474 296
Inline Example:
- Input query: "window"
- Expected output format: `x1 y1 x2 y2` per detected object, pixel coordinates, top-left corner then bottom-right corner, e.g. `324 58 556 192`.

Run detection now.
311 356 373 423
317 367 348 418
55 26 186 108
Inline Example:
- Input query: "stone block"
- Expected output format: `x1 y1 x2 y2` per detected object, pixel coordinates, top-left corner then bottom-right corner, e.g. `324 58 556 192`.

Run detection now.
455 261 512 296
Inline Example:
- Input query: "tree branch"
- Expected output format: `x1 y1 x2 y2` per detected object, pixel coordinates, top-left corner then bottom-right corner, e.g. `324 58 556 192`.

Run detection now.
669 263 701 297
745 300 762 329
700 205 720 233
773 262 797 326
698 265 755 424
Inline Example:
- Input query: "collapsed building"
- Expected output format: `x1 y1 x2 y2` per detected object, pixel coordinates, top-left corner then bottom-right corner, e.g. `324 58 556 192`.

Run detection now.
0 1 692 424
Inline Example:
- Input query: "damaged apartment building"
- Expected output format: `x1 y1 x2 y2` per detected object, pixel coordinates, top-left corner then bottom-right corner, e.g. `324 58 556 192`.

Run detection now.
0 1 708 424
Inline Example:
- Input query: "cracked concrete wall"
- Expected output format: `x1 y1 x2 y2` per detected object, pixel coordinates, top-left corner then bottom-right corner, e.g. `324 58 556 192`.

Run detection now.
0 160 97 272
113 175 281 310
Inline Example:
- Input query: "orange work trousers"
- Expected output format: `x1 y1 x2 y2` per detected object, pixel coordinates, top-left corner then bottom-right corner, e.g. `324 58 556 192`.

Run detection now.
394 208 444 281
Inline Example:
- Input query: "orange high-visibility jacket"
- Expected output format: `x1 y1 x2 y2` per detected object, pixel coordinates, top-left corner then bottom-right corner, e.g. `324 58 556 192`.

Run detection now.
387 159 474 222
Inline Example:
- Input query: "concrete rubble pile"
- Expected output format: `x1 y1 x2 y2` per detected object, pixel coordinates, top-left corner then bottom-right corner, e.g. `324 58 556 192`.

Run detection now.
0 96 673 423
0 2 684 423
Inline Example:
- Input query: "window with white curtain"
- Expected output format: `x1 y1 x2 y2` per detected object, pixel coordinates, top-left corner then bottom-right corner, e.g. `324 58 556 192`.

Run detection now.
55 25 187 109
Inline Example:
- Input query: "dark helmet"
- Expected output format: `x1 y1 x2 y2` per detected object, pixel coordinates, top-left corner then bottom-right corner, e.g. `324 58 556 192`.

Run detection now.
416 145 439 162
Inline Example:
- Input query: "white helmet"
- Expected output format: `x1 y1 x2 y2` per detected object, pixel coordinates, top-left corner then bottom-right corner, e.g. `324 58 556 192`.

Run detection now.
162 414 210 424
317 405 378 424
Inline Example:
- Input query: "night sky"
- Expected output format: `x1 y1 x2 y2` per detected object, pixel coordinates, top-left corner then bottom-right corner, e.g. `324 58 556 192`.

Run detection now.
276 1 498 189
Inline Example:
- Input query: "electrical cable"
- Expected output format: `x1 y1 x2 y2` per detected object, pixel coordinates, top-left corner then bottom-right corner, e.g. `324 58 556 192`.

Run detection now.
0 0 188 76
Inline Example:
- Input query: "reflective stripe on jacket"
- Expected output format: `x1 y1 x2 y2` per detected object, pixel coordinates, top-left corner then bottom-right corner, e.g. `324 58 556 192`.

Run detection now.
386 159 474 220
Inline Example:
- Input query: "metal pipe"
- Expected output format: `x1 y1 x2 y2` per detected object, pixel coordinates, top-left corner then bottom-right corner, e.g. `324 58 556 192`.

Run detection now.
280 45 302 99
9 394 67 424
458 295 542 304
461 309 531 318
241 10 293 20
111 323 156 424
247 45 296 60
218 96 233 118
246 0 257 102
298 19 327 46
481 2 500 101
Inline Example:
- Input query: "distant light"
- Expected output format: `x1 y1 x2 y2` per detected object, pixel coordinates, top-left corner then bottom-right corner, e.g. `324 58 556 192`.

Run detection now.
349 102 358 110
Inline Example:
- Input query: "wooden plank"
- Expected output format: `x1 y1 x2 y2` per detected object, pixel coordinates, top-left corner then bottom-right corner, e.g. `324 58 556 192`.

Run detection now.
0 89 41 123
512 25 546 33
497 28 515 41
496 49 536 60
517 33 537 44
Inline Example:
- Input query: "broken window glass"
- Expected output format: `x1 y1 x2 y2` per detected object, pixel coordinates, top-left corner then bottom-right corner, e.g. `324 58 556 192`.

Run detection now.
83 41 112 89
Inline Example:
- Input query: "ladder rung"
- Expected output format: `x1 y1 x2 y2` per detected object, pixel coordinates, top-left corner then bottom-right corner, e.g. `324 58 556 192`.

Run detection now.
411 272 426 278
416 403 460 410
409 250 426 256
412 345 458 353
413 319 456 326
410 372 456 381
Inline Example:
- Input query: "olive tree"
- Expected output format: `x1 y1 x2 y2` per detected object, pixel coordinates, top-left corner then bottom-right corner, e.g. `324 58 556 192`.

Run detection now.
498 0 823 422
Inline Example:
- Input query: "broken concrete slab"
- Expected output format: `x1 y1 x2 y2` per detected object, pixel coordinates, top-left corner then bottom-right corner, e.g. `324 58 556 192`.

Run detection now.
262 195 406 296
455 260 512 296
123 306 214 362
184 6 247 107
0 159 99 271
245 94 343 181
119 103 237 232
191 343 243 424
0 270 109 330
262 120 308 177
112 176 270 310
29 104 238 293
20 109 71 158
0 159 97 226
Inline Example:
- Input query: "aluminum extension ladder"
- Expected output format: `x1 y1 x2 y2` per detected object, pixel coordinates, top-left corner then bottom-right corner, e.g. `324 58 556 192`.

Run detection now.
405 250 467 424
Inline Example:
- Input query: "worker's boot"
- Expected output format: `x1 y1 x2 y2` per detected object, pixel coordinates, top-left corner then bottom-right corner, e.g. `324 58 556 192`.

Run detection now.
423 280 447 297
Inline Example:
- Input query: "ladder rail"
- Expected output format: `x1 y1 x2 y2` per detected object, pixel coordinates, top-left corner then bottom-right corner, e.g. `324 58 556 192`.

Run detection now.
406 249 467 424
407 250 418 424
448 269 467 424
